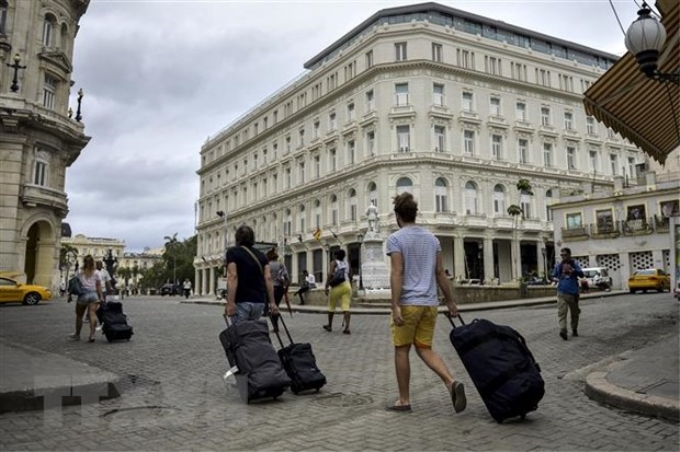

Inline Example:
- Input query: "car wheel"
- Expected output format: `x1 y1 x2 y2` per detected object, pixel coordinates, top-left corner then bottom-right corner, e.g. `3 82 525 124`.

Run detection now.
629 289 635 294
23 292 41 305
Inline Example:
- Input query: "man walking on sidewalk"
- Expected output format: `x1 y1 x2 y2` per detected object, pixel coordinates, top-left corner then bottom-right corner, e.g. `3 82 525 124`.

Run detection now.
385 192 466 414
552 247 584 340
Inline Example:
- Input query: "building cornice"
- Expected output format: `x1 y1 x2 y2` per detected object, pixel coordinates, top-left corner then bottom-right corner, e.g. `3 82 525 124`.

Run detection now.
304 2 619 69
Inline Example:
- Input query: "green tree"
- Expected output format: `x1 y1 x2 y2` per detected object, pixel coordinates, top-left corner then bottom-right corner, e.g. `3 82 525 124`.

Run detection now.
162 233 197 286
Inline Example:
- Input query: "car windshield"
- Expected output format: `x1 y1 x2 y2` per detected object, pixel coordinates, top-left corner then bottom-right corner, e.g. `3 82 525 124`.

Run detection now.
635 269 656 276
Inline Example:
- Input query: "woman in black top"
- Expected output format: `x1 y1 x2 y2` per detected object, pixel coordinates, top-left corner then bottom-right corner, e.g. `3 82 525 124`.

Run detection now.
224 225 278 324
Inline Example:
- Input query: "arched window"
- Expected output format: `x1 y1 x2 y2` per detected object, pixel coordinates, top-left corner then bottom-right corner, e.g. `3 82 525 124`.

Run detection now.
330 195 338 226
465 181 478 215
59 23 69 51
545 189 554 221
299 204 306 233
348 189 357 221
396 177 412 195
314 199 321 229
434 178 448 212
42 14 57 47
520 189 532 219
368 182 378 209
493 184 506 215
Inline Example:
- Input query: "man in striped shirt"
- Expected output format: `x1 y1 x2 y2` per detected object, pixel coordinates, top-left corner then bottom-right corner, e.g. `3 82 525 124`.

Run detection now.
385 192 466 414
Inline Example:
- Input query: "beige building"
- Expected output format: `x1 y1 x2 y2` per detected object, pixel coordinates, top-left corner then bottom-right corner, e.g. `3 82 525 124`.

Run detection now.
550 166 679 290
0 0 90 291
194 2 644 295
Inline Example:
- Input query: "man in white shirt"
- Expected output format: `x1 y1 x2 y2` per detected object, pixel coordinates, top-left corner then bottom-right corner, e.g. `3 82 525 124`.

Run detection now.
96 261 112 302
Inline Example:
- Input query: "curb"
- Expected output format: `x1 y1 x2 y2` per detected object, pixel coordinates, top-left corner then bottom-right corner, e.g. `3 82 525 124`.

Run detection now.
181 290 624 315
0 379 122 414
585 371 680 422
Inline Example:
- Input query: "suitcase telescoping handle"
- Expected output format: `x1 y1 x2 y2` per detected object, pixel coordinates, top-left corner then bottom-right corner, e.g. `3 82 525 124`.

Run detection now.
445 313 466 329
271 314 295 349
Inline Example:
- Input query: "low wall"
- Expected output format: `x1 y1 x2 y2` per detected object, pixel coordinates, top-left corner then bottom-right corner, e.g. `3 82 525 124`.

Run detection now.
297 285 558 306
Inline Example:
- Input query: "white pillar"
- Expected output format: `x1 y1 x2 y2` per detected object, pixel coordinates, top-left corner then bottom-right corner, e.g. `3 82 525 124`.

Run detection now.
454 236 465 279
483 237 494 282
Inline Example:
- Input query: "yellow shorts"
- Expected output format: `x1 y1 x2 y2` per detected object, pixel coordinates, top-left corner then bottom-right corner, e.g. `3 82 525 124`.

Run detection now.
328 281 352 312
390 305 438 349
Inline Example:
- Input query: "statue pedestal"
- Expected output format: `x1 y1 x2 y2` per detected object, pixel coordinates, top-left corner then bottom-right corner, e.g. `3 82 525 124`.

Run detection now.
360 236 390 292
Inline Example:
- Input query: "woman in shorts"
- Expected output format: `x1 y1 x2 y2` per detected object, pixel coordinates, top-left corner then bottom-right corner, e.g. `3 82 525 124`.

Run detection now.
69 254 104 343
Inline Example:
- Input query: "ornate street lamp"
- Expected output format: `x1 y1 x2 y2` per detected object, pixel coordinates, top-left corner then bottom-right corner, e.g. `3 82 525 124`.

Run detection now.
624 3 679 85
6 53 26 93
357 232 364 291
75 88 84 122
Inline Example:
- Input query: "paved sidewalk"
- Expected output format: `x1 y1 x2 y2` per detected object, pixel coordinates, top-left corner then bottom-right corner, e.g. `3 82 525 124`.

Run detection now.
1 291 676 423
0 339 121 414
183 290 679 421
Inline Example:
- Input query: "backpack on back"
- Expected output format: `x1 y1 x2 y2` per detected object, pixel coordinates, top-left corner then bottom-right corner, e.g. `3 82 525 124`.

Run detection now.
328 263 346 287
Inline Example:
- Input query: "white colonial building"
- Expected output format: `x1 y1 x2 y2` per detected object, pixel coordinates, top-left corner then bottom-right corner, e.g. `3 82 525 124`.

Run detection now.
194 2 644 295
0 0 90 291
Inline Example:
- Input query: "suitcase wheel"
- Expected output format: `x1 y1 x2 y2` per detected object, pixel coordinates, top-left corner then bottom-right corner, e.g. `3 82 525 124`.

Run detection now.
520 414 526 420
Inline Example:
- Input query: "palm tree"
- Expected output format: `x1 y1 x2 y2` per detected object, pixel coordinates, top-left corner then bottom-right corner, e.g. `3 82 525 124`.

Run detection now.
164 233 179 284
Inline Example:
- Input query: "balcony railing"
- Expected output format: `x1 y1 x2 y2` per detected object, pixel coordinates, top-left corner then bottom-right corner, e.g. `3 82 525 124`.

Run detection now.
563 217 671 241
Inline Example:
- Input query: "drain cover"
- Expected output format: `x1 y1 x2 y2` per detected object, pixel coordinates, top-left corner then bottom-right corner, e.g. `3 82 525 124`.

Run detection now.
102 405 178 419
314 393 373 408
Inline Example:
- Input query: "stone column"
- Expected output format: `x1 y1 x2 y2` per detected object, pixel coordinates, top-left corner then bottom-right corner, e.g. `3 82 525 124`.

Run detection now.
208 266 215 296
537 243 546 279
202 268 209 296
194 267 200 296
511 237 521 281
483 237 494 282
454 236 465 278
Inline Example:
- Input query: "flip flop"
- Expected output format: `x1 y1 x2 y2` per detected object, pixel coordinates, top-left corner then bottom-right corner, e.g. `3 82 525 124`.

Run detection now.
385 397 411 412
322 325 332 332
450 381 467 413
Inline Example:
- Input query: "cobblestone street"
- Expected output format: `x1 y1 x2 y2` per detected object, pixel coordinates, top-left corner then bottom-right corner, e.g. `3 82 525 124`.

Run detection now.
0 293 678 451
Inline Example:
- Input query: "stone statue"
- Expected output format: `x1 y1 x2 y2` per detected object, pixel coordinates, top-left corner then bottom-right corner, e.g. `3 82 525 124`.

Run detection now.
103 249 118 292
366 202 379 233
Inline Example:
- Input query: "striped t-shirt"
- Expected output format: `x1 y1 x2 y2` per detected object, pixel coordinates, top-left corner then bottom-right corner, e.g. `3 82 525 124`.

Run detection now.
386 225 441 306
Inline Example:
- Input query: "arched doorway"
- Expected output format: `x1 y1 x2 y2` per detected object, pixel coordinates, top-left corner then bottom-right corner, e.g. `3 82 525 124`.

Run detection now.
23 220 55 287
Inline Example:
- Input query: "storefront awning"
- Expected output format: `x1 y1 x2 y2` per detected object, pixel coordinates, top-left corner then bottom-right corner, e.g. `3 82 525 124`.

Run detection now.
583 0 679 164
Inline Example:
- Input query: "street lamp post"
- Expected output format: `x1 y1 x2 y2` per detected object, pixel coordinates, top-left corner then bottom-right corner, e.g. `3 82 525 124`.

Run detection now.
7 53 26 93
75 88 84 122
357 232 364 291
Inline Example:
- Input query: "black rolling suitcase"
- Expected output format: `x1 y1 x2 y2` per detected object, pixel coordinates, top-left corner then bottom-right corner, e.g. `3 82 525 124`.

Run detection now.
219 316 291 403
447 314 544 423
97 301 133 342
274 316 326 394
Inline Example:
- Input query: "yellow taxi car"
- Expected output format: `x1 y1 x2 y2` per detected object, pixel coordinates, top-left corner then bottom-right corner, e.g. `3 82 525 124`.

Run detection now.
0 276 52 305
628 268 671 293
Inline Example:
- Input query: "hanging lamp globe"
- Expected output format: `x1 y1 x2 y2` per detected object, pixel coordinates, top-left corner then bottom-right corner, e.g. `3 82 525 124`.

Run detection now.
624 4 667 76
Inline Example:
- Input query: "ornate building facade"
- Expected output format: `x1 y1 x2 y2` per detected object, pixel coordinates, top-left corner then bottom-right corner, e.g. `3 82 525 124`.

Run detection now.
194 3 644 295
0 0 90 290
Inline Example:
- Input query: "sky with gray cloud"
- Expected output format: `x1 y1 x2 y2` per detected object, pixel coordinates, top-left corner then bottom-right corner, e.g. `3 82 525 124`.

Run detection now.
66 0 641 252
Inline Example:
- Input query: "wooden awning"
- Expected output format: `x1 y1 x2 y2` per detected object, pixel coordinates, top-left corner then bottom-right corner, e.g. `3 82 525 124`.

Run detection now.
583 0 679 164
